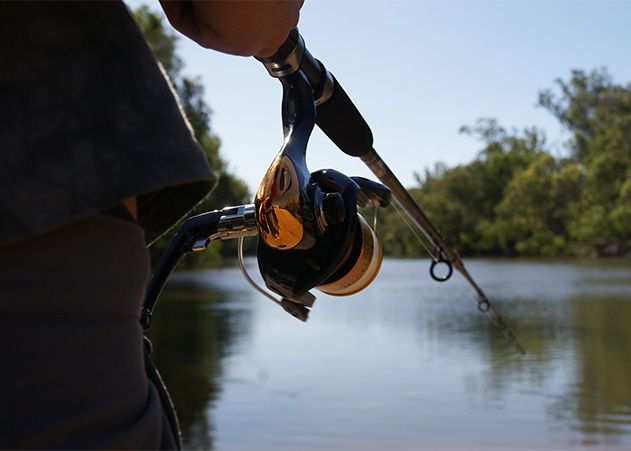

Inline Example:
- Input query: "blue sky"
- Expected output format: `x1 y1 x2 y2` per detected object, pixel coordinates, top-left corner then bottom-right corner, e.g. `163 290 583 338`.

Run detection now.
131 0 631 194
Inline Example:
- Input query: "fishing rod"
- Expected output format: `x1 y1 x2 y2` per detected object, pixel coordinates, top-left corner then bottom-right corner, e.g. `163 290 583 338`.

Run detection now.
257 30 525 353
142 29 524 354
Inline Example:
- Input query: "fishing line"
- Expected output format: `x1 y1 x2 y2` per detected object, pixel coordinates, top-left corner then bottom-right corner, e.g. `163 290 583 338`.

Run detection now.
372 206 378 231
391 198 439 261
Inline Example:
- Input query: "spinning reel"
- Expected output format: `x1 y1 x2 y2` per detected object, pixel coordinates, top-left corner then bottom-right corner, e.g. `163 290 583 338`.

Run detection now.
142 47 391 326
143 30 524 353
253 70 390 320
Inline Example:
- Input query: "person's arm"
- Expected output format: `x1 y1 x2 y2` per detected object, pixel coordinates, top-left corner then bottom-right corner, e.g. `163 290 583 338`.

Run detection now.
159 0 303 57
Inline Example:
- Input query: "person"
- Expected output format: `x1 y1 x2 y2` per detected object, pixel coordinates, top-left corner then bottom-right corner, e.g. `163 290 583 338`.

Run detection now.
0 1 302 448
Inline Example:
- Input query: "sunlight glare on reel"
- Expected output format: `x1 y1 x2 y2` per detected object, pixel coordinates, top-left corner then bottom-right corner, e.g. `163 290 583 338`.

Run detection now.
255 155 304 250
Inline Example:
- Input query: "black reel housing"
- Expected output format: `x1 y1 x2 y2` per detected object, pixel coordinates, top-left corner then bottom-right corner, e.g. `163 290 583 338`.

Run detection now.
254 70 390 321
258 169 360 319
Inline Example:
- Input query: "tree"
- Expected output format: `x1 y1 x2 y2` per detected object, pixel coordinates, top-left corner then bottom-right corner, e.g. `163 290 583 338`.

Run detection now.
375 69 630 259
540 69 631 255
388 121 547 257
494 154 584 256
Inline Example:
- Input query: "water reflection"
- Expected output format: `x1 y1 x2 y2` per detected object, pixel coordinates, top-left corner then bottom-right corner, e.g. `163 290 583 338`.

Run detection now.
146 276 252 450
146 259 631 449
557 293 631 446
444 260 631 448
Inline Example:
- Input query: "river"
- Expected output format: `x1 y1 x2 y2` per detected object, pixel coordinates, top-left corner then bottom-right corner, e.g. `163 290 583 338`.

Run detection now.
147 258 631 450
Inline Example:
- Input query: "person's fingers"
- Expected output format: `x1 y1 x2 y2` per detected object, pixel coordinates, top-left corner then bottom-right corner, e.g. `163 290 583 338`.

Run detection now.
160 0 302 57
254 1 302 57
159 1 220 47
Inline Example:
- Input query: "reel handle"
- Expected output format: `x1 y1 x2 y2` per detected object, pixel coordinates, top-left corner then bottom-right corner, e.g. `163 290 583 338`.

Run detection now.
141 204 257 330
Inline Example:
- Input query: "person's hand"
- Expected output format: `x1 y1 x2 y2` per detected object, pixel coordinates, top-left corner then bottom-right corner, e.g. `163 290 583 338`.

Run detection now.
159 1 303 57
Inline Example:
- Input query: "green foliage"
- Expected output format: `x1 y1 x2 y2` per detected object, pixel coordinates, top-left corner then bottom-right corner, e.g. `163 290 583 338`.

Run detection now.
379 69 629 257
132 6 251 268
494 154 585 256
539 69 631 255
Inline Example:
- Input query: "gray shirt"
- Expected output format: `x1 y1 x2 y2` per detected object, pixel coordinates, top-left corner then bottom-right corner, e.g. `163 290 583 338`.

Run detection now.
0 1 216 245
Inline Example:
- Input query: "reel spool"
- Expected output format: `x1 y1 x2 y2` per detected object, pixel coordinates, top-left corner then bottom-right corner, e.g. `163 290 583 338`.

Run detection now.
317 213 383 297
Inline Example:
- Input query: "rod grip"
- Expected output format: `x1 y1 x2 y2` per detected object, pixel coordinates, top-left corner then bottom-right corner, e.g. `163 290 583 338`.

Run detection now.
315 73 373 157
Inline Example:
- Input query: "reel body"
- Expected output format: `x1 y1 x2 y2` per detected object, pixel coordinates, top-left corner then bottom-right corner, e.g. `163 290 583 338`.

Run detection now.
254 71 390 319
257 169 385 313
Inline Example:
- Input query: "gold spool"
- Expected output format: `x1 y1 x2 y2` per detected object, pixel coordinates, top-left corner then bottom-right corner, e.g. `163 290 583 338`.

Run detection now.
317 214 383 296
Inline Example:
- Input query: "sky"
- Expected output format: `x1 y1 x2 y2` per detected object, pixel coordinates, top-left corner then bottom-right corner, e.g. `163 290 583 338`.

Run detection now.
131 0 631 194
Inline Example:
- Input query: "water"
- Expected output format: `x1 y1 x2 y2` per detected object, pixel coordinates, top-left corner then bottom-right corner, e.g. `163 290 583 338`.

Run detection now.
147 258 631 450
